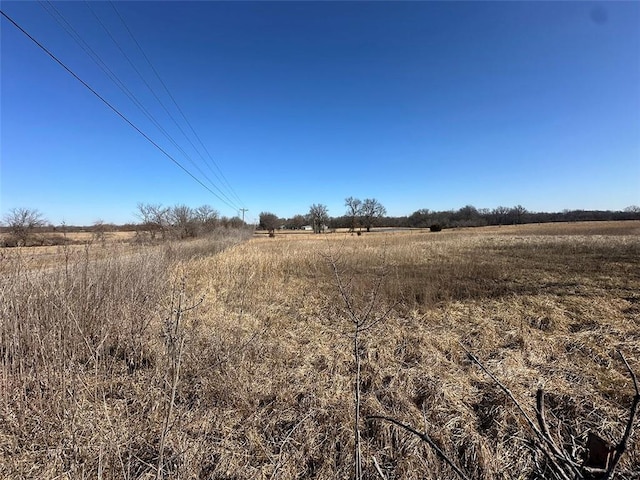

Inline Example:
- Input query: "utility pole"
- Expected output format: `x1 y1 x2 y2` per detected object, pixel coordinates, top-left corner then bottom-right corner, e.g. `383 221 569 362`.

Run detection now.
239 208 248 223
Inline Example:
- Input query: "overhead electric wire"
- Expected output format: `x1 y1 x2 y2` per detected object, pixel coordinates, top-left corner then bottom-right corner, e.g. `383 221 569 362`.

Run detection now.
38 1 240 210
82 1 242 209
109 0 246 209
0 9 241 211
37 2 173 145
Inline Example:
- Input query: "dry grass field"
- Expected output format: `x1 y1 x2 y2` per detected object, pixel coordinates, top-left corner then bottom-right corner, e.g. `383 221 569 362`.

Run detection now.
1 221 639 479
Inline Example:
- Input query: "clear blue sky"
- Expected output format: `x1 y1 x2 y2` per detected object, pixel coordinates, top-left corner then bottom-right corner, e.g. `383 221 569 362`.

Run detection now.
1 1 639 225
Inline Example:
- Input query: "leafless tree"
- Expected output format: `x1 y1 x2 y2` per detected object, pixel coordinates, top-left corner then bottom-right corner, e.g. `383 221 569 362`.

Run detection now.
92 219 113 244
219 216 245 229
2 207 48 246
194 205 219 233
309 204 329 234
170 205 197 238
492 205 510 225
136 203 170 240
345 197 363 232
510 204 528 224
360 198 386 232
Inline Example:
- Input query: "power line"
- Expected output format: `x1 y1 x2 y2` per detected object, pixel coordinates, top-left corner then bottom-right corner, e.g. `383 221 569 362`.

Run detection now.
0 8 240 211
109 0 246 209
83 1 243 210
38 1 241 210
37 3 172 145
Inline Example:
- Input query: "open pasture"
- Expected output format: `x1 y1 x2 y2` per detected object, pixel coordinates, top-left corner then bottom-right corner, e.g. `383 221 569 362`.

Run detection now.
1 222 639 479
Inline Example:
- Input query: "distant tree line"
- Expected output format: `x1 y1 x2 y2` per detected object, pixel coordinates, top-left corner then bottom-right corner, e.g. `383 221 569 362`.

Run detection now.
3 203 640 246
0 204 249 247
395 204 640 229
260 198 387 234
135 203 246 240
259 201 640 234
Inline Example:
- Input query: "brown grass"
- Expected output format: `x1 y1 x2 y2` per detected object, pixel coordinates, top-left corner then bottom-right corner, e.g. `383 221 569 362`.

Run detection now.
1 222 639 479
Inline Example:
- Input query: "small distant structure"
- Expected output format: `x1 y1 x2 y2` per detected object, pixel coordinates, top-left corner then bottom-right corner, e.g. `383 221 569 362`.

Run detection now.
301 225 313 231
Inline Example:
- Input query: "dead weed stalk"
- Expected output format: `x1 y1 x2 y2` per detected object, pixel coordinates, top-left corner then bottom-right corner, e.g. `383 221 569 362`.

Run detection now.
157 277 204 479
323 243 396 480
462 344 639 480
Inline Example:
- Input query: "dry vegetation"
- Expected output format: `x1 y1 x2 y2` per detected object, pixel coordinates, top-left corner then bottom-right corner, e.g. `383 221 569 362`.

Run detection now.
1 221 639 479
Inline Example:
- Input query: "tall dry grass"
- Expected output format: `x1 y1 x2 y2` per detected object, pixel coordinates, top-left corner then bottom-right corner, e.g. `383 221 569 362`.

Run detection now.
181 228 639 479
1 223 638 479
0 229 251 479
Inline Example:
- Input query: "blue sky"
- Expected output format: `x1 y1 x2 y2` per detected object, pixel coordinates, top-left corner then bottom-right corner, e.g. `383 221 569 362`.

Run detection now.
1 1 639 225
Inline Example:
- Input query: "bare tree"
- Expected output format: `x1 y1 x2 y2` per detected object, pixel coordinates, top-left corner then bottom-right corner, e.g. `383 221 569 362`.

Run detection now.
345 197 362 232
170 205 196 239
510 204 528 224
308 204 329 234
407 208 432 228
92 219 113 245
194 205 219 233
2 207 47 246
360 198 386 232
492 206 510 225
136 203 170 240
259 212 280 236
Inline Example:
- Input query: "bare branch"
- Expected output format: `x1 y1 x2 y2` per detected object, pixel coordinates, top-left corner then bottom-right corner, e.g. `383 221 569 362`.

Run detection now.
179 295 205 313
620 351 639 396
535 389 576 480
367 415 471 480
325 250 359 326
460 343 580 479
535 390 566 466
357 303 397 334
461 344 542 437
604 352 640 479
360 245 388 327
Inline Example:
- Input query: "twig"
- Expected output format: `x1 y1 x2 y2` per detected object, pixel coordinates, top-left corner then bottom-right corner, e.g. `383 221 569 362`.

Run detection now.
177 295 205 314
156 336 184 480
366 415 471 480
460 343 579 480
351 315 363 480
535 389 576 480
603 351 639 479
372 455 388 480
323 245 394 480
157 279 199 479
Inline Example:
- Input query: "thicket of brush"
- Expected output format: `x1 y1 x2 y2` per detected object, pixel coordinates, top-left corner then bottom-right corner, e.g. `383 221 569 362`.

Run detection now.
1 222 638 479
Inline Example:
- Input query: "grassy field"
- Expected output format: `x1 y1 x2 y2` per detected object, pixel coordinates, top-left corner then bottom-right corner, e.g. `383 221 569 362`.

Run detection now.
1 221 639 479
